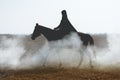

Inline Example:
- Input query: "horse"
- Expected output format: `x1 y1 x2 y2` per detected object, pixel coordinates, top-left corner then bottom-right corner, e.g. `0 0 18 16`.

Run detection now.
31 23 94 46
31 23 95 68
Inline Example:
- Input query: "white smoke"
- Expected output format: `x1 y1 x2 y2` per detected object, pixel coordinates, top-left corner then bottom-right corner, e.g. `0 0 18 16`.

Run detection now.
19 33 84 69
94 34 120 69
0 36 25 69
0 33 120 70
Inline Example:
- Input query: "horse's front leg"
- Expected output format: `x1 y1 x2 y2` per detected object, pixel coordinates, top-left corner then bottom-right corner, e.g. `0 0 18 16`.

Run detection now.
77 52 84 68
77 48 84 68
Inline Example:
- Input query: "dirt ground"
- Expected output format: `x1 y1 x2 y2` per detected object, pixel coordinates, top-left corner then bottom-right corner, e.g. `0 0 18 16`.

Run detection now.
0 68 120 80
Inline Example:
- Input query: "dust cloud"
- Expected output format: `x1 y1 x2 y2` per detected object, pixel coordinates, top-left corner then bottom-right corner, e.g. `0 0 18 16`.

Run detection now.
0 33 119 70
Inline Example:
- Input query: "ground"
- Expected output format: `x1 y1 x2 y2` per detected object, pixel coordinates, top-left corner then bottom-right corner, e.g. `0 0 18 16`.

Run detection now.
0 68 120 80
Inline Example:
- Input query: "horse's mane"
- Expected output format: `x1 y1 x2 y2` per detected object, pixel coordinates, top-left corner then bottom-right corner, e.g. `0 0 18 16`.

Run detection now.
37 24 54 32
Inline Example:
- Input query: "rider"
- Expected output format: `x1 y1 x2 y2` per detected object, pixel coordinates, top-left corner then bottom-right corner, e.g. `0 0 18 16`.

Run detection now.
54 10 77 35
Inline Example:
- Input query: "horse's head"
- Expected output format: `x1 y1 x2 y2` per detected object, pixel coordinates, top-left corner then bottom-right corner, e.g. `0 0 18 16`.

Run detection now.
31 23 42 40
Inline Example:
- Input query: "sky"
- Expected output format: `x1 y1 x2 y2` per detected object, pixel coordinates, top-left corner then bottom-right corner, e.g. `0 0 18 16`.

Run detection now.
0 0 120 34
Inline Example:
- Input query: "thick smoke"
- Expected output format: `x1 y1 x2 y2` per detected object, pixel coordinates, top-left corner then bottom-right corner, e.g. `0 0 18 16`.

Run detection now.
0 33 120 70
94 34 120 69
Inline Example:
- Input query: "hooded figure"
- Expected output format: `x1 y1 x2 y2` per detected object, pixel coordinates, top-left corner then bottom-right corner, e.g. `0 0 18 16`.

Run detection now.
54 10 77 35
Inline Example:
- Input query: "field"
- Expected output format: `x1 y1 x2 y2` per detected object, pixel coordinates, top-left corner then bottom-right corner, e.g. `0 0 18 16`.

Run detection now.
0 68 120 80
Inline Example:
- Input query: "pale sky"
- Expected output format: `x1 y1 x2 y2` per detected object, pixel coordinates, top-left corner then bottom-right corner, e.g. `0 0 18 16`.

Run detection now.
0 0 120 34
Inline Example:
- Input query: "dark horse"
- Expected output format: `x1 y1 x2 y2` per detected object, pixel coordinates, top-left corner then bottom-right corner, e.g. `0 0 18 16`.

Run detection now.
31 10 94 68
31 23 94 46
31 23 94 68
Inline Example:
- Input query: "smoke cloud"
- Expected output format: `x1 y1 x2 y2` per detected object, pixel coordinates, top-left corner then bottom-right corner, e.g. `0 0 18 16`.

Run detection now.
0 33 120 70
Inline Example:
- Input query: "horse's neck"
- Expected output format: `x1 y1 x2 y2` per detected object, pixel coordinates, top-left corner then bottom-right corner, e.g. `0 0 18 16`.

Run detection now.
39 26 54 38
40 26 51 32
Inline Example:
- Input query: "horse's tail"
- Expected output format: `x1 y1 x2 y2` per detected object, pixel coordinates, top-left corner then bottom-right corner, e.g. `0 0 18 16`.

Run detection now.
89 36 94 45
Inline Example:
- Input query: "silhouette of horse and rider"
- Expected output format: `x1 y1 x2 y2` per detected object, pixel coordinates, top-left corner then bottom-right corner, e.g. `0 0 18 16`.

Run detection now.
31 10 94 46
31 10 95 68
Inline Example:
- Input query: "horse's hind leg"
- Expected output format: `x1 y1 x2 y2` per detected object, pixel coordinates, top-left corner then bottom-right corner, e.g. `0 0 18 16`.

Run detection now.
87 46 96 68
89 56 94 68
